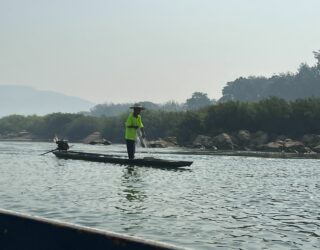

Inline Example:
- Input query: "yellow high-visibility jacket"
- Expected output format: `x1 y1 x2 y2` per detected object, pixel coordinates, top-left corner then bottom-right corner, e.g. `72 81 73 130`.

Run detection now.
125 112 144 140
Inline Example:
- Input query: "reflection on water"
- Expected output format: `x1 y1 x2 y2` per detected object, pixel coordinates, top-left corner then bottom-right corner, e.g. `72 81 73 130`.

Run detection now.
1 141 320 249
121 167 146 202
117 167 148 232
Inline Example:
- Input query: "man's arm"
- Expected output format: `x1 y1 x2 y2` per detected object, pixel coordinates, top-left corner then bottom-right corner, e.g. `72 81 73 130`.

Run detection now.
140 127 146 138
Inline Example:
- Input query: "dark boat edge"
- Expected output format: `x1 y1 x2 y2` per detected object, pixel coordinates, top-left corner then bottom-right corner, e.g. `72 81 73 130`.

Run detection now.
0 208 187 250
52 150 193 168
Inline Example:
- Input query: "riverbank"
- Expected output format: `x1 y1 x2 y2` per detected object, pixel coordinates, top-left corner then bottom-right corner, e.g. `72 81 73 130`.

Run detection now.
0 138 48 142
198 150 320 159
114 147 320 159
2 139 320 159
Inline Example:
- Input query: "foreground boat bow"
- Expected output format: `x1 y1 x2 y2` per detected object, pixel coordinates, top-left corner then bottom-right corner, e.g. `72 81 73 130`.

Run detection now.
53 150 193 169
0 209 185 250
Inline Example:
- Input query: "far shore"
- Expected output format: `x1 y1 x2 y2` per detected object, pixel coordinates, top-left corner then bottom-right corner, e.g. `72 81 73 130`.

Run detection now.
137 148 320 159
1 139 319 160
0 138 51 142
194 150 320 159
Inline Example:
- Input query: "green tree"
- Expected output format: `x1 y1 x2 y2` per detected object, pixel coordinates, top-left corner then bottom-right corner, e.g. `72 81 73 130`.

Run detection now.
176 112 203 145
252 97 291 134
65 116 100 141
41 113 82 138
101 113 127 143
0 115 27 133
313 50 320 69
221 50 320 102
185 92 212 110
204 101 255 134
289 98 320 135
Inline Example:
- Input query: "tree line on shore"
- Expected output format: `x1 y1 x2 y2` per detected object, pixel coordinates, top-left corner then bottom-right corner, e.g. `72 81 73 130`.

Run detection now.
1 97 320 146
220 50 320 102
88 92 215 117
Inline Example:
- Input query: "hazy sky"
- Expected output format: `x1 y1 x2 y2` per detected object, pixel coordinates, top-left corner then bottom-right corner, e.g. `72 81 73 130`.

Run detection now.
1 0 319 104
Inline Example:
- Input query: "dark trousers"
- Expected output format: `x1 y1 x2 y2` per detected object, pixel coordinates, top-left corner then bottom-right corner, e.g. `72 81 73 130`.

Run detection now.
126 140 135 159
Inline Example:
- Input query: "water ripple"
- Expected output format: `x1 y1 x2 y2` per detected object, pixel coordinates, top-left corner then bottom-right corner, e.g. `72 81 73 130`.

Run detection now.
1 142 320 249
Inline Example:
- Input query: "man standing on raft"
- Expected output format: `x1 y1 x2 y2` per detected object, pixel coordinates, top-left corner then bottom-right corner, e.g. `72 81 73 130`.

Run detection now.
125 103 146 159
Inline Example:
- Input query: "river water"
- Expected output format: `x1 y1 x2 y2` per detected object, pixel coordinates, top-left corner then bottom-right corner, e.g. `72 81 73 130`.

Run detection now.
0 141 319 249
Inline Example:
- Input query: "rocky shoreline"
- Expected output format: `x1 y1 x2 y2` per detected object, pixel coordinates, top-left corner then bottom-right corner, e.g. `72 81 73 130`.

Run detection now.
146 130 320 159
191 131 320 154
192 150 320 159
2 130 320 159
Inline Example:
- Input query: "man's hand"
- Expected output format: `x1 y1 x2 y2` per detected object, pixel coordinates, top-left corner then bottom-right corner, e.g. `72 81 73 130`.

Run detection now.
141 130 146 138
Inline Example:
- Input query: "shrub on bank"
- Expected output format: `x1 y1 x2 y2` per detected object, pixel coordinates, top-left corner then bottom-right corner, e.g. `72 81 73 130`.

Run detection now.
1 97 320 146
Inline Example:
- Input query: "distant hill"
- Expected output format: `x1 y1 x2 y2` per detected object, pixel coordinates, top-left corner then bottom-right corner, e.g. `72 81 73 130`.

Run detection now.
0 85 95 117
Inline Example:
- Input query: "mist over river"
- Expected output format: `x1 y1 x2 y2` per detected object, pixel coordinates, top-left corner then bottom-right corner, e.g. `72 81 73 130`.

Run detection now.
0 141 319 249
